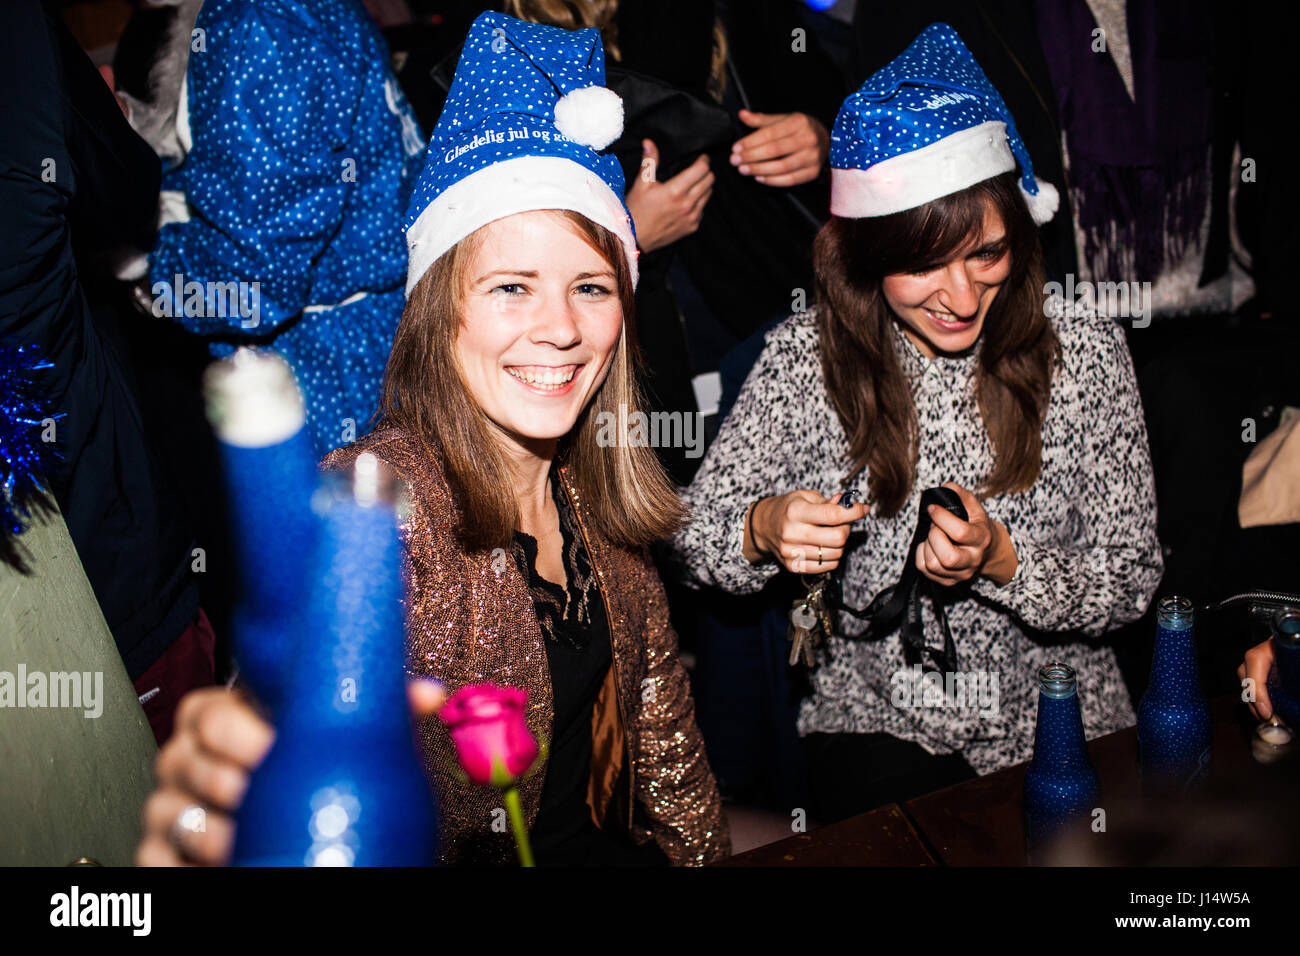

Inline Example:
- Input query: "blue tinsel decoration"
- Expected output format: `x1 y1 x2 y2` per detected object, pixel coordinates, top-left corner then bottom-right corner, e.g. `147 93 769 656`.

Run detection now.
0 341 62 536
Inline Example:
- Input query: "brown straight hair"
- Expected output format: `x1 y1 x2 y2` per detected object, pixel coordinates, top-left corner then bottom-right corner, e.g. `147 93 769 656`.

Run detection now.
503 0 729 102
503 0 622 59
378 209 685 552
814 170 1061 518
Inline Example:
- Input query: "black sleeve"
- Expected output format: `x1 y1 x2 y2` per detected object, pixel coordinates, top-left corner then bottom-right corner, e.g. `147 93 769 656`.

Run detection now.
0 1 196 676
0 1 158 381
50 7 161 253
0 0 81 354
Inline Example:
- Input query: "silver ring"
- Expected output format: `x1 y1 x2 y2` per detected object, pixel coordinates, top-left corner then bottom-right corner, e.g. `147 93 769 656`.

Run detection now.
170 803 207 850
817 546 823 566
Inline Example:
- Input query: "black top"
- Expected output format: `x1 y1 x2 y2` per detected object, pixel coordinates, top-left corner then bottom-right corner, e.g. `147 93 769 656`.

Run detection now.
0 1 197 678
513 472 668 867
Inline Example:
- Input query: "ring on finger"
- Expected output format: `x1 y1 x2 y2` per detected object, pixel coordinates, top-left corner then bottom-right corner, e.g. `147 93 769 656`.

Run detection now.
170 803 207 854
817 546 823 566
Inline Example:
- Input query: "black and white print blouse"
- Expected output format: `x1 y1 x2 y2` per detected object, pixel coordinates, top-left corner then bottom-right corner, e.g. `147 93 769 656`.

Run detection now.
670 309 1164 775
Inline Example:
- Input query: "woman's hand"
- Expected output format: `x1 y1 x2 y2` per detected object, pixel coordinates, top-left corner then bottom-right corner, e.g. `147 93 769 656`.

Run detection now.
744 490 867 574
1237 638 1275 721
916 482 1018 587
730 110 830 187
624 139 714 253
136 681 447 866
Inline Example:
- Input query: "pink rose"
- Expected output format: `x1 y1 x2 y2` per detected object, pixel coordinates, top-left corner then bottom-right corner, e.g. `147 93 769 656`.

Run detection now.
438 683 539 788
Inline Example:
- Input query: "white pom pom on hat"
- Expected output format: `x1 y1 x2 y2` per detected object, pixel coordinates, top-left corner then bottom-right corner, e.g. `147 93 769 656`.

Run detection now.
553 86 624 150
1020 178 1060 226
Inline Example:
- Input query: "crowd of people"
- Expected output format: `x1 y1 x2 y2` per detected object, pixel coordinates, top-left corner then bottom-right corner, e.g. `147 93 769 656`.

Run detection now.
2 0 1296 867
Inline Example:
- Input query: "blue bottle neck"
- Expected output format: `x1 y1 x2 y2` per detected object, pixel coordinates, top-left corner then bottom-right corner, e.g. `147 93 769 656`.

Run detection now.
222 428 320 612
287 501 411 735
1147 621 1202 701
1033 691 1092 768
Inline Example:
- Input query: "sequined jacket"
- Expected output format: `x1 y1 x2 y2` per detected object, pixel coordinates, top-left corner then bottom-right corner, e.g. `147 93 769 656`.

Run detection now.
322 427 730 865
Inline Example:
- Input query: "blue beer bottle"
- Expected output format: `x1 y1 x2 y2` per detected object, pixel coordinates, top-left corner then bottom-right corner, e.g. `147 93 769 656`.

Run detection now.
204 349 319 713
1137 595 1212 790
1265 606 1300 729
1023 662 1101 861
231 453 438 865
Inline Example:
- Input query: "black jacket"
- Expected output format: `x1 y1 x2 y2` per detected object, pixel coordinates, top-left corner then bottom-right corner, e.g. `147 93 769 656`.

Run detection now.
0 1 197 678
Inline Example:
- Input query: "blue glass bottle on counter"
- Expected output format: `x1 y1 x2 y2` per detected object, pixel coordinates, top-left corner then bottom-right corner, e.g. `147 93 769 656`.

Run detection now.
1137 595 1212 790
1266 607 1300 729
231 453 438 866
1023 662 1101 861
204 349 319 713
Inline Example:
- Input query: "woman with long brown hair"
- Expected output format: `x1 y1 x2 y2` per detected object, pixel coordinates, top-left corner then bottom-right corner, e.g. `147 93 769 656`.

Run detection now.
135 12 727 867
671 23 1163 823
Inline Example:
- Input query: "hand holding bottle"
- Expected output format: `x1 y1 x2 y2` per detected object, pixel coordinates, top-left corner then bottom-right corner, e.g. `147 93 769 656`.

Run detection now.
136 681 447 867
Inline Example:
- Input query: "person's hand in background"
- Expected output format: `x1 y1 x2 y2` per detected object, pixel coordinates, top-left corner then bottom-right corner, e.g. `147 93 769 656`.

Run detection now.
624 139 714 253
731 109 829 187
1238 638 1275 721
135 680 447 866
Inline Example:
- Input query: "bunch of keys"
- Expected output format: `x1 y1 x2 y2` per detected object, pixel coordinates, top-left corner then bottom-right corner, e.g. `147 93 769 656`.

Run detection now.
786 489 856 667
788 576 832 666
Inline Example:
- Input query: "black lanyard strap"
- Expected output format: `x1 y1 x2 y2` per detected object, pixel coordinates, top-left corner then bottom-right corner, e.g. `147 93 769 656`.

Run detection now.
830 486 968 677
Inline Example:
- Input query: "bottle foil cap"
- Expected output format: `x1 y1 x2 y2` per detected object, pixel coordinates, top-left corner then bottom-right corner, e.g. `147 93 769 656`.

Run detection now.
203 348 307 448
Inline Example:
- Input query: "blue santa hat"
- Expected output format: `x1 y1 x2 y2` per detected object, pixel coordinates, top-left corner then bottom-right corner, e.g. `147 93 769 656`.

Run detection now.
829 22 1059 225
404 11 636 294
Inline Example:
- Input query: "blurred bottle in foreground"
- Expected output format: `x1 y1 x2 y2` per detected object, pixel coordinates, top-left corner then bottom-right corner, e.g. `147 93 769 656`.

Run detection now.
204 349 319 712
1137 595 1212 791
231 453 438 865
1023 661 1101 863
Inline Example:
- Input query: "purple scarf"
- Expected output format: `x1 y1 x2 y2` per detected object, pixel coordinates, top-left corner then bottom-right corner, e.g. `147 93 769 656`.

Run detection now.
1034 0 1213 283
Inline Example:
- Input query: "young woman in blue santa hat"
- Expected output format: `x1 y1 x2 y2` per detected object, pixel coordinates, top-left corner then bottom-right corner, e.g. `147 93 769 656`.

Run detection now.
135 11 728 868
672 23 1163 823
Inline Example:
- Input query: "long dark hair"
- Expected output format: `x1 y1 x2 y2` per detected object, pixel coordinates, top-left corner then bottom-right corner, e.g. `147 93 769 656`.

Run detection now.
814 171 1060 518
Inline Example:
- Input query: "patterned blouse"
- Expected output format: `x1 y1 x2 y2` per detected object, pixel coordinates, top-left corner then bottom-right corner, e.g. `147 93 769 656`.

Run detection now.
670 309 1164 775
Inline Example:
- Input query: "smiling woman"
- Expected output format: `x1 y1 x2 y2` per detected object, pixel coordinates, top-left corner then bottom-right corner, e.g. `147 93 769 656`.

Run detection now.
315 13 727 867
817 169 1057 519
134 11 728 869
321 202 723 866
381 208 682 552
671 22 1161 825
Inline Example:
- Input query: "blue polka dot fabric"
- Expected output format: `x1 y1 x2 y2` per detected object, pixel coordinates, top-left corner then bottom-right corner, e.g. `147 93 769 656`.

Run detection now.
830 22 1045 200
149 0 425 457
404 11 628 241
